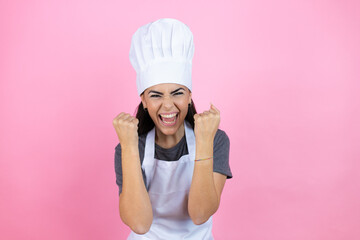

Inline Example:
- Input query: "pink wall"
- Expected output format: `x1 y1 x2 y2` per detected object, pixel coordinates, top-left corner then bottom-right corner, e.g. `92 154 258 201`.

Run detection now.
1 0 359 239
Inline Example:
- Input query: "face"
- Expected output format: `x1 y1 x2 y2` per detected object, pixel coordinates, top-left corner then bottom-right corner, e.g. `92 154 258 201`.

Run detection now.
141 83 192 136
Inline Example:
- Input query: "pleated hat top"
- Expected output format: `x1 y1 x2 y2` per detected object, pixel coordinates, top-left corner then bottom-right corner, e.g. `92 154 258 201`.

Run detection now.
129 18 195 95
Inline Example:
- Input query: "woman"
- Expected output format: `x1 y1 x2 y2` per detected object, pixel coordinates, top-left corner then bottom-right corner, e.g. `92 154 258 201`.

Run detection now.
113 18 232 240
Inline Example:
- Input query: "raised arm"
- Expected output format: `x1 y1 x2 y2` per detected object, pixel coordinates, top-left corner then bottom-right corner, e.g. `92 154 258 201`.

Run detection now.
188 104 227 225
113 113 153 234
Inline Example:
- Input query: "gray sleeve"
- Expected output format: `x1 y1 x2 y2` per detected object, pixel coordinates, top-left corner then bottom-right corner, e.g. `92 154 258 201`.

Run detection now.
213 129 233 179
114 140 147 196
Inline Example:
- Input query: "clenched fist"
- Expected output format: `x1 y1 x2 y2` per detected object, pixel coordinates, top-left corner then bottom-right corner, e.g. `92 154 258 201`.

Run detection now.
112 112 139 148
194 104 220 142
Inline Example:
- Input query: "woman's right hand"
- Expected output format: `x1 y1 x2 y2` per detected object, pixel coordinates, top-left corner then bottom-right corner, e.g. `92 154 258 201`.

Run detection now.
112 112 139 148
114 113 153 233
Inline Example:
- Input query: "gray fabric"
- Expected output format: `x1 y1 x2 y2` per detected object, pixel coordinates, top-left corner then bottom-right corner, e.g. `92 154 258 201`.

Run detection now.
114 128 232 195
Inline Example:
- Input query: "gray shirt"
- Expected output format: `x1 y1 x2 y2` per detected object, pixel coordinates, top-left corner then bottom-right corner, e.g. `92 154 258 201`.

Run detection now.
114 128 232 195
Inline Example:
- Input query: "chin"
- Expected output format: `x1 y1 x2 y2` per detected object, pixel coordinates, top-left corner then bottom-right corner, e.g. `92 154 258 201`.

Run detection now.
160 126 180 135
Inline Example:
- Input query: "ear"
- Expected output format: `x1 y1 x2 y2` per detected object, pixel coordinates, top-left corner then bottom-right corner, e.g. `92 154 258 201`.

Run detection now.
188 91 192 105
140 93 147 108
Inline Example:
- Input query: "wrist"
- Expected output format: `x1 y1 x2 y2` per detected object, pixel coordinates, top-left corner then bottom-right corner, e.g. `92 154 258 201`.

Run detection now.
195 133 215 143
121 143 139 153
196 139 213 148
195 141 213 158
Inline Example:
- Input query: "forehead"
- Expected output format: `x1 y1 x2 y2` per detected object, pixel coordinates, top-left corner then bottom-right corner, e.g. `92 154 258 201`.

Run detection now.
145 83 188 93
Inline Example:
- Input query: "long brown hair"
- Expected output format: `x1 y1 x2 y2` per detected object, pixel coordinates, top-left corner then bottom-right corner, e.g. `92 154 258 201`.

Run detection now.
135 99 197 136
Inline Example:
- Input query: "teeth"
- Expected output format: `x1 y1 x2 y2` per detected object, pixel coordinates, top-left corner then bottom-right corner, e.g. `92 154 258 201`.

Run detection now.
163 118 176 124
160 113 177 118
159 113 177 125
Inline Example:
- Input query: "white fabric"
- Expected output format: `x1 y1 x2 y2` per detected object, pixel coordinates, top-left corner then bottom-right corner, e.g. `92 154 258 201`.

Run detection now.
129 18 195 95
127 121 214 240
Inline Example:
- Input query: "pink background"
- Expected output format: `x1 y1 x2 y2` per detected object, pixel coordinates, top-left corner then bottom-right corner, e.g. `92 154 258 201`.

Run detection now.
1 0 359 239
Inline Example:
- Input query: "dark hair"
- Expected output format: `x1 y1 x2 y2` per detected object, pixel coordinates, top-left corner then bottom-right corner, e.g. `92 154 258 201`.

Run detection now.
135 99 197 136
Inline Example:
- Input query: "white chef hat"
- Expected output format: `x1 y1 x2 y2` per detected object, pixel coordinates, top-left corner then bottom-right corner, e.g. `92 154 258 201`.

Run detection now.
129 18 195 95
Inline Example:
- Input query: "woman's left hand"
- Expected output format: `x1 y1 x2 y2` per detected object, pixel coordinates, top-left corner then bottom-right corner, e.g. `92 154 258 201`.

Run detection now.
194 103 220 142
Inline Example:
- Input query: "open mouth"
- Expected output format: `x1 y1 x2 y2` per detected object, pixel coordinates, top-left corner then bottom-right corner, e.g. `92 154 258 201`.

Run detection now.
159 112 179 126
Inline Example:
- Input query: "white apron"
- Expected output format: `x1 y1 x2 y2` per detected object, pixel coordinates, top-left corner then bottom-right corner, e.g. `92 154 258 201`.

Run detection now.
127 121 214 240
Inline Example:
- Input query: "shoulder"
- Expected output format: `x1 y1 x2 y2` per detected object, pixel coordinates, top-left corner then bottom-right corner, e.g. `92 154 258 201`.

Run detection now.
214 129 230 146
213 128 232 178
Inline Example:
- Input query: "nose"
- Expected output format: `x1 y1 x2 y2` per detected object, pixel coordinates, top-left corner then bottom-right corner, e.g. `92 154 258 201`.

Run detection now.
162 95 174 109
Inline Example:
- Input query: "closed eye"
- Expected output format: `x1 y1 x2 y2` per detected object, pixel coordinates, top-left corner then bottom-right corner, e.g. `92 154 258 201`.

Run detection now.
150 94 161 98
173 92 184 96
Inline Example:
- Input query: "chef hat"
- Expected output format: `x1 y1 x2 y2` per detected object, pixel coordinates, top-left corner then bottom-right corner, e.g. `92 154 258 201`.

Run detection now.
129 18 195 95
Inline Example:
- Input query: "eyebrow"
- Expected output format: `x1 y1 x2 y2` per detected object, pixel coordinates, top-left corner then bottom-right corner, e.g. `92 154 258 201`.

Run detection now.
148 88 185 95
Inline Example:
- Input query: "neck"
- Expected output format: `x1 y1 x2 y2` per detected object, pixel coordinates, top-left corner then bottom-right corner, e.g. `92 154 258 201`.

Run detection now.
155 123 185 149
